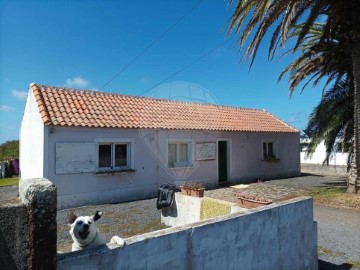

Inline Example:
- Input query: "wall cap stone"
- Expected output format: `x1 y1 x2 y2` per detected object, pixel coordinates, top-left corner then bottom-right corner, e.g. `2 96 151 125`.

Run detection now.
19 178 56 207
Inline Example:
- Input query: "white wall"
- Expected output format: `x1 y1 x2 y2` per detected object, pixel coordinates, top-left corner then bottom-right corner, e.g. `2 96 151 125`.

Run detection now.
45 127 300 209
161 193 240 227
19 87 46 180
57 197 317 270
301 142 348 166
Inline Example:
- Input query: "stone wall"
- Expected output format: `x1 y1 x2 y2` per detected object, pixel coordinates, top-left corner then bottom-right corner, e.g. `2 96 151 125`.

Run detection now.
57 197 318 270
0 199 28 270
0 178 57 270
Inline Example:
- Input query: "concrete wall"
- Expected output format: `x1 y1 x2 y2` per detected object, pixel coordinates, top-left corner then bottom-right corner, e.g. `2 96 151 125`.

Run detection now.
20 87 46 180
43 126 300 209
161 193 240 227
301 142 348 166
57 197 317 270
301 163 348 175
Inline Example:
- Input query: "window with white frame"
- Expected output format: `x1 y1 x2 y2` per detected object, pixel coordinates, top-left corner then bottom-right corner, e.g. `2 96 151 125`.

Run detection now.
263 140 276 159
97 142 132 170
168 140 192 167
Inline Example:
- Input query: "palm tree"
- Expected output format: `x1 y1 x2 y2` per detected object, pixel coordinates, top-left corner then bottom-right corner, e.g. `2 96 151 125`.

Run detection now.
306 80 353 168
279 23 350 95
227 0 360 194
281 23 353 166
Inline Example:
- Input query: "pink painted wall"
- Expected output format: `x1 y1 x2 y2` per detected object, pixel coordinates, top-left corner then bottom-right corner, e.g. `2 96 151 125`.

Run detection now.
43 126 299 209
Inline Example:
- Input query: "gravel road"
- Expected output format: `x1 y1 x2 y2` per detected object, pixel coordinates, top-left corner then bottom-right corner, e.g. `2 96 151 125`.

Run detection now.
264 173 348 190
314 205 360 270
265 175 360 270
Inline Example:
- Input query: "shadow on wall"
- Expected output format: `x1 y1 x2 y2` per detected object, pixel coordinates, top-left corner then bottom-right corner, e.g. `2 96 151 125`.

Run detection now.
318 260 353 270
0 229 18 270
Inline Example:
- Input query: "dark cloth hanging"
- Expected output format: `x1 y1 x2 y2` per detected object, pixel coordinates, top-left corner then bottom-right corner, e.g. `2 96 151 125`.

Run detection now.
156 183 180 210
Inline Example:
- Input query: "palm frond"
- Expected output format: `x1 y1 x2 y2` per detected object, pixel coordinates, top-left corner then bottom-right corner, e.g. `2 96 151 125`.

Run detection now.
306 80 353 166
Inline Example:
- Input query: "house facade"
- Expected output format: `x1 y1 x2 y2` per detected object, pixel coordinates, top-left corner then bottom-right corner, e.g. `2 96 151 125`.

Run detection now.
20 83 300 209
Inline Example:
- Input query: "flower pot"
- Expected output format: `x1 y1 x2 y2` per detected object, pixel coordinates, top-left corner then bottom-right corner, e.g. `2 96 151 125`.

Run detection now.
237 195 272 209
181 186 192 196
180 186 205 197
190 188 205 198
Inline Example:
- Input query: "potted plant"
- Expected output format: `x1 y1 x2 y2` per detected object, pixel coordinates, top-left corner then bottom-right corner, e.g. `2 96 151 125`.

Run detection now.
180 182 205 198
237 194 272 209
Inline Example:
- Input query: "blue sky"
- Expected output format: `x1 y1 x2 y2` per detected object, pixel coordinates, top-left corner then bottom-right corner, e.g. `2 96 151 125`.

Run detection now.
0 0 323 144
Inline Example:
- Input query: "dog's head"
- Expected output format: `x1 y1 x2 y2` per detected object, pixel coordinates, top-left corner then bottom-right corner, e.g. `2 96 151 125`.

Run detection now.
69 211 103 246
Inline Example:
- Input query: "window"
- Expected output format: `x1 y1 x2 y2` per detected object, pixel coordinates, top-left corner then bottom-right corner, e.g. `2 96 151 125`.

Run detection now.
168 141 192 167
263 141 276 159
97 142 131 170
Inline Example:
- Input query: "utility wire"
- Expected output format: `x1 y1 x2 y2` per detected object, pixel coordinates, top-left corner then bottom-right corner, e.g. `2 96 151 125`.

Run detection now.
138 39 229 96
99 0 204 91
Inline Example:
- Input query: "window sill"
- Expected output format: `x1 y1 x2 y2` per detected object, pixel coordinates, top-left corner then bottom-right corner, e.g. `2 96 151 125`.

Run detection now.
262 158 280 163
94 169 136 176
168 165 194 169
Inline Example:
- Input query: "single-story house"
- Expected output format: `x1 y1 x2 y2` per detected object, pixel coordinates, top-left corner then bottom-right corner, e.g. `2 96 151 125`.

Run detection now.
20 83 300 209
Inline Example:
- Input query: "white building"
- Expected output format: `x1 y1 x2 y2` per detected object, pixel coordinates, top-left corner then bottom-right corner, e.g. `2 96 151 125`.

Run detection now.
20 83 300 209
300 135 348 173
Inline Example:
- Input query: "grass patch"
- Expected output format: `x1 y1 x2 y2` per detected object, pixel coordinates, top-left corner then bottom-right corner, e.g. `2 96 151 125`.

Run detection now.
347 260 360 270
318 246 336 256
119 218 168 238
318 246 345 257
304 187 360 210
0 177 19 187
306 187 346 198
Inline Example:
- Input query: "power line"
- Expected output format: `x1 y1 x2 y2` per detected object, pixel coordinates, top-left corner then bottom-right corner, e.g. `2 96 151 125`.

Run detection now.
138 39 229 96
100 0 204 91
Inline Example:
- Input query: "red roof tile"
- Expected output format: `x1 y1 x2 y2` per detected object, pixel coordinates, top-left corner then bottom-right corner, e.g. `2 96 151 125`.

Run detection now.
30 83 298 133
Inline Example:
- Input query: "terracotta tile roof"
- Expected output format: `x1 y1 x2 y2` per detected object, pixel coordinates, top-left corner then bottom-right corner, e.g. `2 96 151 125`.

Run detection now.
30 83 298 133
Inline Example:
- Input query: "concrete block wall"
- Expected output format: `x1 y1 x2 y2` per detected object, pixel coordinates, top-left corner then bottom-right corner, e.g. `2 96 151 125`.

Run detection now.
301 163 348 175
57 197 318 270
161 193 240 227
161 193 202 227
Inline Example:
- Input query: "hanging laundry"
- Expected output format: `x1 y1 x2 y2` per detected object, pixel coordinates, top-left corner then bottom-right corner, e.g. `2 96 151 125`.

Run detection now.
156 183 180 210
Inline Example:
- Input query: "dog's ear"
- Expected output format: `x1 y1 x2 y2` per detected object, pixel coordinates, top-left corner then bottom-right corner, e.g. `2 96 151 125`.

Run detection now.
94 211 103 222
68 211 78 224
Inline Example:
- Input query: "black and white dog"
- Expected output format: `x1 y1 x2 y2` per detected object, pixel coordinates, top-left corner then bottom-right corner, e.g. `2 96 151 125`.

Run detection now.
69 211 124 251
